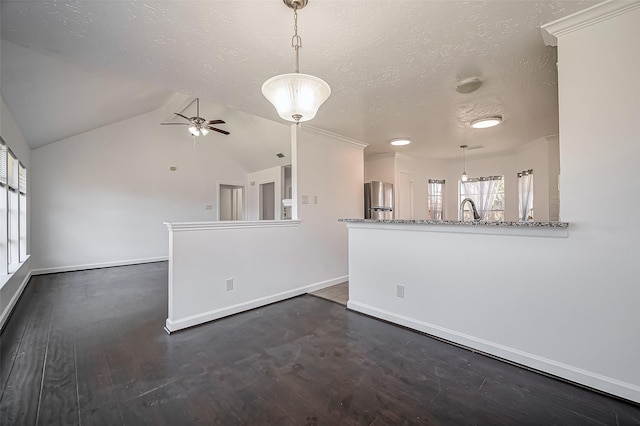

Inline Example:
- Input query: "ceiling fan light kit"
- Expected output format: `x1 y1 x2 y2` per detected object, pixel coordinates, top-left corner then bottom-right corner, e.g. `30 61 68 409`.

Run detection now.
262 0 331 123
189 125 209 137
470 115 503 129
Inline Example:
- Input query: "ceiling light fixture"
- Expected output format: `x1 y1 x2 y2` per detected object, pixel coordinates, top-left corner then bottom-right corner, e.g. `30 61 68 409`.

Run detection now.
262 0 331 123
460 144 469 182
456 77 483 94
470 116 502 129
390 138 411 146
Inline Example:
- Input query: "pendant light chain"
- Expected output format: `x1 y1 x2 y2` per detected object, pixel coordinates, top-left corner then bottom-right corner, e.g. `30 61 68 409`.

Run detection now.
291 7 302 73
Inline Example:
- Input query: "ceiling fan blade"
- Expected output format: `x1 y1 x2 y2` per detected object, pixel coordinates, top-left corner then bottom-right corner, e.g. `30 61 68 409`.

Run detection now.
160 122 189 126
207 119 225 125
174 113 192 122
207 126 230 135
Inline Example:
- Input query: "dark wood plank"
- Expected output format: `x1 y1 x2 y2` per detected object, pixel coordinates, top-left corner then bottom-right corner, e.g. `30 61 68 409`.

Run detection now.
1 278 35 389
1 263 639 425
0 278 53 425
75 334 124 425
37 329 79 426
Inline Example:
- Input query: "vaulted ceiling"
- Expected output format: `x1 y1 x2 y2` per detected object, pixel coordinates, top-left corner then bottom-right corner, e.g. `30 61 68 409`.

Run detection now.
1 0 595 158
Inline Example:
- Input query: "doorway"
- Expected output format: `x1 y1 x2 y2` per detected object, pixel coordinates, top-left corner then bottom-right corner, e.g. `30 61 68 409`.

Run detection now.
219 184 245 220
259 182 276 220
398 171 413 219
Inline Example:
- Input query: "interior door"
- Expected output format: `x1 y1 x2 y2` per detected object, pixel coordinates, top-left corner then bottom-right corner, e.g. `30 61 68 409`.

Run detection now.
219 184 245 220
260 182 275 220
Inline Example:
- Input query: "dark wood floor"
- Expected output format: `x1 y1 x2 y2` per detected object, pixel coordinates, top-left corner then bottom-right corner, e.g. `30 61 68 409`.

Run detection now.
1 263 638 425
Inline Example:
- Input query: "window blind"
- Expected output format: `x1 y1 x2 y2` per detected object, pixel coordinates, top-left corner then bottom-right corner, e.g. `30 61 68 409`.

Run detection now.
0 143 6 186
18 164 26 194
7 152 18 190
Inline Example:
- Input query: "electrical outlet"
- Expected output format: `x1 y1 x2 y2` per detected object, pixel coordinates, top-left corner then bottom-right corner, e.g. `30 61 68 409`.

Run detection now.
205 204 213 210
225 278 234 291
301 195 309 204
396 284 405 298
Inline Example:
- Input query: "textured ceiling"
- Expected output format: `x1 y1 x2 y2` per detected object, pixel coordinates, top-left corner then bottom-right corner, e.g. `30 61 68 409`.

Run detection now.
1 0 596 158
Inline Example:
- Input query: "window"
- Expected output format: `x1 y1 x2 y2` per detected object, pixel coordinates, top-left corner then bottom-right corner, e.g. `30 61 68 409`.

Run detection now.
460 176 504 221
0 138 27 275
427 179 445 220
19 163 27 261
0 144 7 275
518 169 534 221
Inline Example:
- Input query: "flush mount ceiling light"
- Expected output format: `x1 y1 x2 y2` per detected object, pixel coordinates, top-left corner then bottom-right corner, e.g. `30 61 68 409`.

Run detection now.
455 77 483 94
262 0 331 123
470 116 503 129
390 138 411 146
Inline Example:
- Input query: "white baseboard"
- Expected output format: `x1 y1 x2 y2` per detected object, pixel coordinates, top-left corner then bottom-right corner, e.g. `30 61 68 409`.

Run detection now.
166 275 348 333
301 275 348 294
30 256 169 275
0 270 32 331
347 300 640 404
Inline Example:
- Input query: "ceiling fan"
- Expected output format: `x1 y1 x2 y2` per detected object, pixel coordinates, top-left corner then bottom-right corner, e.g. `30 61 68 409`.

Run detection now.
160 98 229 136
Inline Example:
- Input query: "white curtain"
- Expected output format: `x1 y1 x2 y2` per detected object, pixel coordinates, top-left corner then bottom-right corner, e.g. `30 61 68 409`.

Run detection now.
518 170 534 221
461 176 502 220
427 179 445 220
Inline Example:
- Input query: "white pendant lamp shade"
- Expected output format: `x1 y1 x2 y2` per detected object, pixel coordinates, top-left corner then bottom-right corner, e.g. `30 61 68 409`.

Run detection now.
262 0 330 123
262 72 331 123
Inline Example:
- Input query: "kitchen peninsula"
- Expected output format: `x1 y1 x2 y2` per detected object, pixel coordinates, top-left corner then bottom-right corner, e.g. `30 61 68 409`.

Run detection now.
339 218 600 396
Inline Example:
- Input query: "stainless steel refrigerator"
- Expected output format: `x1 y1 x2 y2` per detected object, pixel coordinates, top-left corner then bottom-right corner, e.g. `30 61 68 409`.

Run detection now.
364 181 394 219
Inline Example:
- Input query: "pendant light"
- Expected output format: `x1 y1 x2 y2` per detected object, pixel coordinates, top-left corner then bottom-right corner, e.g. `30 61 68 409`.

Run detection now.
460 145 469 182
262 0 331 123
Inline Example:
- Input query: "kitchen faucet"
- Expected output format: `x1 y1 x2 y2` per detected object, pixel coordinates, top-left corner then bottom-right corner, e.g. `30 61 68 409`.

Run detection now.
460 198 481 221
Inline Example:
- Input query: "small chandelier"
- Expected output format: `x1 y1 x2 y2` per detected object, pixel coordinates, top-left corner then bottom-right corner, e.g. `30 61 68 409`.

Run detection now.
262 0 331 123
460 145 469 182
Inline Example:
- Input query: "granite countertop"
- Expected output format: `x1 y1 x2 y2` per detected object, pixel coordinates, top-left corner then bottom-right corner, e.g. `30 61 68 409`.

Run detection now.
339 219 569 228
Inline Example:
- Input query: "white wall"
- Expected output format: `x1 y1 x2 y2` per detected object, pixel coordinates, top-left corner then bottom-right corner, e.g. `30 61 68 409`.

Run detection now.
349 4 640 403
364 153 395 184
30 108 252 272
553 3 640 398
0 96 32 328
166 126 365 331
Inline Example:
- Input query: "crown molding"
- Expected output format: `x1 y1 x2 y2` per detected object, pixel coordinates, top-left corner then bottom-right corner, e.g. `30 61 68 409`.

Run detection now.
365 152 397 161
541 0 640 46
301 125 369 148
